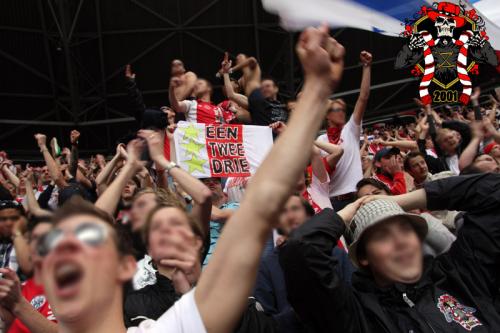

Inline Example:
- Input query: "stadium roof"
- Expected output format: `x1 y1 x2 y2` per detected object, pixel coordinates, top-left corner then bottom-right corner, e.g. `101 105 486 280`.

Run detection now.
1 0 499 161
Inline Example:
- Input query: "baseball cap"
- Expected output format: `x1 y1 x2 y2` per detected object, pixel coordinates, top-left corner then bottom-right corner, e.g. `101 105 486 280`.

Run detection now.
374 147 401 162
348 199 428 267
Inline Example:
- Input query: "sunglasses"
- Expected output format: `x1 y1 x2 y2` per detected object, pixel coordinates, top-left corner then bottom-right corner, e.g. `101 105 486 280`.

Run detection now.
329 108 345 113
37 223 108 257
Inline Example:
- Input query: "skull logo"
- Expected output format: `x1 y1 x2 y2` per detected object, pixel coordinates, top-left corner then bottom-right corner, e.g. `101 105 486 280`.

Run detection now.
435 16 456 38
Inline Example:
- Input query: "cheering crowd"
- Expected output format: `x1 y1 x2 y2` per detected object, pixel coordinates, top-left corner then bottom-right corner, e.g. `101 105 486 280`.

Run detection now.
1 24 500 333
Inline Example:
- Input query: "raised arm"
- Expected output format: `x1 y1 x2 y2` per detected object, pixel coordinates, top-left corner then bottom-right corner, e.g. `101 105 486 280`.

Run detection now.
0 163 20 188
314 139 344 171
459 121 483 171
168 77 189 114
68 130 80 178
95 140 144 216
193 26 345 333
352 51 372 125
220 53 249 109
22 169 52 218
377 138 418 152
95 145 125 194
138 129 213 238
175 71 197 101
34 134 68 189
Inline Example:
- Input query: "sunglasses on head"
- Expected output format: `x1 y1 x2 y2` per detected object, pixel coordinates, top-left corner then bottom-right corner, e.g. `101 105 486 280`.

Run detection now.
37 222 109 257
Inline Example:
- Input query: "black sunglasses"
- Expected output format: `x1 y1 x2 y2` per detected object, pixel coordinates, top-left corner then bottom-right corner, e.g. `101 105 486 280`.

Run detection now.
37 222 108 257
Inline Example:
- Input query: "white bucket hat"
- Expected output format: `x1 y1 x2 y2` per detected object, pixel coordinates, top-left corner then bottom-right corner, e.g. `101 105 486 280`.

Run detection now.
348 199 428 267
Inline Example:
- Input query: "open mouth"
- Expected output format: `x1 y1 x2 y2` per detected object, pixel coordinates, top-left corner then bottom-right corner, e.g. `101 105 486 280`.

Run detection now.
54 262 84 299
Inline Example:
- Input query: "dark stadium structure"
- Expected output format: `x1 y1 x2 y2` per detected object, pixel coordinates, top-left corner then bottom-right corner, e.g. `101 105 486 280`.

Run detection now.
1 0 499 161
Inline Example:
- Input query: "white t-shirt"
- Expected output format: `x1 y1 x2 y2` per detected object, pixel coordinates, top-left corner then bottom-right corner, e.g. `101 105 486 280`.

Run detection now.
446 154 459 175
127 289 206 333
317 118 363 197
307 173 332 211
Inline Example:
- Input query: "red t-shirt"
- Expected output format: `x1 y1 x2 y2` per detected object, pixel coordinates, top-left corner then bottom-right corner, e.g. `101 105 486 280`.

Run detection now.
8 278 56 333
218 100 237 124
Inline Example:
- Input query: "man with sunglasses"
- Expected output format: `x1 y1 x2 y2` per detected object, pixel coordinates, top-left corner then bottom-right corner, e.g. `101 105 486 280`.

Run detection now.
316 51 372 211
0 218 57 333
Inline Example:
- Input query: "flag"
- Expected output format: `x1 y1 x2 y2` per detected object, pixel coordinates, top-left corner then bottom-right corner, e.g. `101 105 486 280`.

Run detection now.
263 0 500 50
173 121 273 178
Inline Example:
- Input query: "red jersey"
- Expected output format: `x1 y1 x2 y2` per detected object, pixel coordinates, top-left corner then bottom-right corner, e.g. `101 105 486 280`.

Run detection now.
8 278 56 333
218 100 237 124
183 99 224 124
374 172 407 195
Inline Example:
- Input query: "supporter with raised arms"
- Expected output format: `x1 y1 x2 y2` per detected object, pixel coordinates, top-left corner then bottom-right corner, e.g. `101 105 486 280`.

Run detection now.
35 24 345 333
170 59 198 101
281 173 500 332
317 50 372 210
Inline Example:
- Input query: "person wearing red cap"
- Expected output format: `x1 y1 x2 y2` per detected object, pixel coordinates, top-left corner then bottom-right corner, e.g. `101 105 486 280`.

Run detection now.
483 141 500 163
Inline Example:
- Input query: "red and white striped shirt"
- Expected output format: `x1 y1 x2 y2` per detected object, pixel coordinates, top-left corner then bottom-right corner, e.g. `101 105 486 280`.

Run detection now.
181 99 224 125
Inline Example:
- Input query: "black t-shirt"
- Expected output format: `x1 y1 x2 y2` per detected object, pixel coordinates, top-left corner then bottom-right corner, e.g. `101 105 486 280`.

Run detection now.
248 88 288 126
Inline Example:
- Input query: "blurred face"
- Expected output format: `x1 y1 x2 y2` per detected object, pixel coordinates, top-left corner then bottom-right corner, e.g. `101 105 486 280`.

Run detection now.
359 218 423 285
407 156 428 182
166 110 175 125
473 155 500 173
171 59 186 76
42 166 51 183
437 130 459 154
29 222 52 264
326 102 346 127
378 154 398 174
131 193 157 232
201 178 224 203
236 53 247 64
147 207 201 263
0 208 21 238
278 196 308 236
122 181 137 202
362 156 373 172
357 184 389 198
261 79 278 100
40 216 135 324
193 79 211 98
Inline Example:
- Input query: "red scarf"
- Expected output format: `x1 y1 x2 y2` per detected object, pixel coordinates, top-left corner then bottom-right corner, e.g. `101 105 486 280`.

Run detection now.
327 127 342 144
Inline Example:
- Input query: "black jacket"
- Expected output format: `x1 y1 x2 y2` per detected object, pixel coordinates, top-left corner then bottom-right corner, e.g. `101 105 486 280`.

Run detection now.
124 272 277 332
280 174 500 332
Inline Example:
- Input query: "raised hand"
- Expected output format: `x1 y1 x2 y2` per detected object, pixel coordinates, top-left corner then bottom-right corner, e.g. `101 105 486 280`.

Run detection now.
296 24 345 91
125 64 136 80
125 139 145 170
34 134 47 148
409 33 426 51
137 129 165 163
220 52 232 74
269 121 287 134
70 130 80 145
158 228 202 295
360 51 373 66
0 268 22 311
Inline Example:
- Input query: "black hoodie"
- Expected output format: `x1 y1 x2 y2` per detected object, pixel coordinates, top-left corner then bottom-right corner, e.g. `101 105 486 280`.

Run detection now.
280 174 500 332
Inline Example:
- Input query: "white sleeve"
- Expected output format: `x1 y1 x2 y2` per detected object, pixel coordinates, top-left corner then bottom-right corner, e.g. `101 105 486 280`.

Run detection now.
127 289 206 333
181 100 196 121
344 118 361 142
